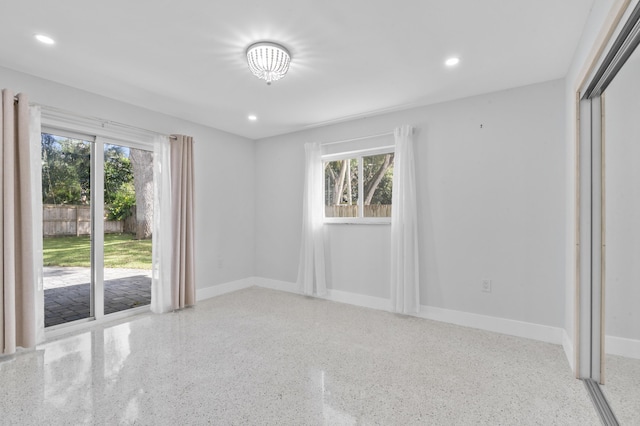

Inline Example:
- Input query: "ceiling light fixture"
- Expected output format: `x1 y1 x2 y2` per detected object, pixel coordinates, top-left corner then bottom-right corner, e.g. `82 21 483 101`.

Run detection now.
35 34 55 45
246 41 291 85
248 115 257 121
445 57 460 67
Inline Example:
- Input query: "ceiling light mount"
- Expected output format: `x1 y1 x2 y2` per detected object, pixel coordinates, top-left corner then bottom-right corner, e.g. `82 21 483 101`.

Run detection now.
246 41 291 85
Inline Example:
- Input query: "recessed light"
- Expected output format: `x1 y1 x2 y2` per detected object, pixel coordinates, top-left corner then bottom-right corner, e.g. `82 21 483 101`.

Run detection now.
248 115 257 121
35 34 55 45
445 57 460 67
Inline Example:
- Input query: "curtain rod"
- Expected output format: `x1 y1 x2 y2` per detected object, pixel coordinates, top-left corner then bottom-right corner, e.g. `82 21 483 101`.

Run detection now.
13 96 177 140
37 104 178 140
321 131 394 146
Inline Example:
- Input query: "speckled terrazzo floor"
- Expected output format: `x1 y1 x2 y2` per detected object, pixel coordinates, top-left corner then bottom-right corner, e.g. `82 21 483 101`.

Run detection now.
601 354 640 425
0 287 599 425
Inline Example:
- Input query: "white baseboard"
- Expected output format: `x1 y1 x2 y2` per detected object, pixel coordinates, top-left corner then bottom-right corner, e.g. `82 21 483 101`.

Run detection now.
325 289 390 311
196 277 256 301
562 329 575 371
250 277 563 345
605 335 640 360
252 277 390 311
417 306 563 345
253 277 298 293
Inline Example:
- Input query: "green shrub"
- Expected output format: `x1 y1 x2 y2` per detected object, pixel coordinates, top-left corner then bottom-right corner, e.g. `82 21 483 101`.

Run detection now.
107 182 136 220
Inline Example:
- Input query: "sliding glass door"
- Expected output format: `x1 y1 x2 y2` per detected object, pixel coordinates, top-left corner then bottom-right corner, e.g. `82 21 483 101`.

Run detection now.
42 131 153 328
42 132 94 326
102 143 153 315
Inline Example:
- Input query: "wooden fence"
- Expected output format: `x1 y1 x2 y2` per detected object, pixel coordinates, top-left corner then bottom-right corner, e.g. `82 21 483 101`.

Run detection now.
43 204 129 237
325 204 391 218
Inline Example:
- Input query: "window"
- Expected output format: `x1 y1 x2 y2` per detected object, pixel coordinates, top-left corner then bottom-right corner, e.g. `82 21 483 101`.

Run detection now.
323 148 394 223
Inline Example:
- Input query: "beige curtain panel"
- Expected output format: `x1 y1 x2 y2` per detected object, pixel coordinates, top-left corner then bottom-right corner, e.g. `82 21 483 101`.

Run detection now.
1 90 36 355
170 135 196 309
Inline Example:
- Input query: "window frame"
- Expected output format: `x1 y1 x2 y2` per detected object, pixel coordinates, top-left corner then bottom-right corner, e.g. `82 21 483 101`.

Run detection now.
322 145 394 225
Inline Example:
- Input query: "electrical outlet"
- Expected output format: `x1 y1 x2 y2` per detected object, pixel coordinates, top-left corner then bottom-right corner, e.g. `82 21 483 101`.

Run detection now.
481 279 492 293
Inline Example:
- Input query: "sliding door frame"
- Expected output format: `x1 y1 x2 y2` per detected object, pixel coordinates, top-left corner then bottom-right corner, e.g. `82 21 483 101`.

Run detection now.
576 94 605 381
576 0 640 382
91 137 105 319
40 125 154 332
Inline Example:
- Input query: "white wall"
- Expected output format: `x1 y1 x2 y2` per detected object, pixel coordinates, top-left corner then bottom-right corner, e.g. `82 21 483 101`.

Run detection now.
255 79 566 328
0 65 255 291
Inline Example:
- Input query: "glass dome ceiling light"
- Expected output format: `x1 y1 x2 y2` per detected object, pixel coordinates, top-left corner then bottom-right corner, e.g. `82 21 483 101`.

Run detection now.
246 41 291 85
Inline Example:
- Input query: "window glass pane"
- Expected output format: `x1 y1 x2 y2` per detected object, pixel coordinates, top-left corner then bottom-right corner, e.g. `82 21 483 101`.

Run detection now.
363 153 394 217
42 133 92 327
103 144 152 314
324 159 359 217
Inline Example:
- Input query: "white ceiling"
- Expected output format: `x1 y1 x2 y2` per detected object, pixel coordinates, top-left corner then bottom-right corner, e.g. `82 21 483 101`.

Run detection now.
1 0 595 140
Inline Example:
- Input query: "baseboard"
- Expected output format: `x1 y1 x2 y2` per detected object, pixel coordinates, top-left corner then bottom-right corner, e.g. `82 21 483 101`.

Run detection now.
252 277 390 311
251 277 563 345
562 329 575 372
417 306 563 345
253 277 298 293
196 277 256 301
325 289 390 311
605 335 640 359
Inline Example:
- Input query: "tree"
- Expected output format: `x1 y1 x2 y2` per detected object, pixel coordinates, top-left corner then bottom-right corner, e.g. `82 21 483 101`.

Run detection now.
107 182 136 221
41 133 91 205
324 154 394 206
104 145 136 221
363 153 394 205
325 159 358 205
129 148 154 239
104 145 133 204
42 135 141 225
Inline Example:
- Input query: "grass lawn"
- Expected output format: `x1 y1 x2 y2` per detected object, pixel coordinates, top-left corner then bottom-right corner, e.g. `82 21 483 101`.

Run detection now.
43 234 152 269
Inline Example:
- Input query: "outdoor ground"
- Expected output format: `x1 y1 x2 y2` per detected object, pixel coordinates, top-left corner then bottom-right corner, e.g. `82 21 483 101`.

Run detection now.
43 234 152 269
43 234 152 327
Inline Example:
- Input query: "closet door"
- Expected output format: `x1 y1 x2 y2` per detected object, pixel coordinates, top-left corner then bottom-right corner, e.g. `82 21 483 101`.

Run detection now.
577 1 640 422
600 45 640 425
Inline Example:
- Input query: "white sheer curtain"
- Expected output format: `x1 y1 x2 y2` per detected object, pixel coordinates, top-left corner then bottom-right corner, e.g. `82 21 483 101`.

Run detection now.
390 125 420 314
151 135 172 313
297 142 327 296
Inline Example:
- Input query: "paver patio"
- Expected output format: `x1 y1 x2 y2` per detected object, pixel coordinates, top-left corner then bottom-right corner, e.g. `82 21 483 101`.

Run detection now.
44 267 151 327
